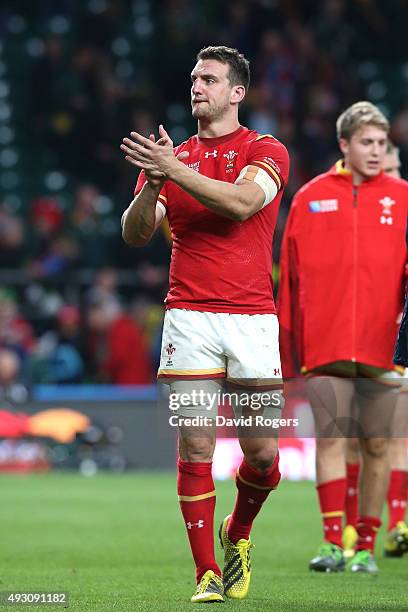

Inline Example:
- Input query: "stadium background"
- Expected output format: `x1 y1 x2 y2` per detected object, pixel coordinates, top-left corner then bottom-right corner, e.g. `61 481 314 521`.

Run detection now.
0 2 408 610
0 0 407 468
0 0 407 393
0 0 406 473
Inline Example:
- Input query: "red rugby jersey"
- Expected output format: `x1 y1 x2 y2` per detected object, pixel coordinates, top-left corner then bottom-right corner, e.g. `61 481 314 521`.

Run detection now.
135 126 289 314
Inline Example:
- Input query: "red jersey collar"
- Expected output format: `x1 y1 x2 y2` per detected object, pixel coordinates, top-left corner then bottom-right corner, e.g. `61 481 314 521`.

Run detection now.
329 159 385 184
197 126 245 146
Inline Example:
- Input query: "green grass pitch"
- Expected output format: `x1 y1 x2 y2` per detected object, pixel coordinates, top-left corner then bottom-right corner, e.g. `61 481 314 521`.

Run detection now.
1 472 408 611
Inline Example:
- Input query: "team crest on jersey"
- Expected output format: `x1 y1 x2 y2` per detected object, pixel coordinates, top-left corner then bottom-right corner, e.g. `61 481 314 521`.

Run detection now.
308 199 338 213
187 161 200 172
379 196 395 225
165 343 176 367
223 150 238 173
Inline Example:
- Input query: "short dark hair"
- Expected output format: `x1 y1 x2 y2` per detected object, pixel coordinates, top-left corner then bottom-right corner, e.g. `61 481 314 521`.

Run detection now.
196 46 250 90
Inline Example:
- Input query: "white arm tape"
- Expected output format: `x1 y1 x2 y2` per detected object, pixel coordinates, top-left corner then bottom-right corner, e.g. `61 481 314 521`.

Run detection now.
235 165 278 208
156 201 167 217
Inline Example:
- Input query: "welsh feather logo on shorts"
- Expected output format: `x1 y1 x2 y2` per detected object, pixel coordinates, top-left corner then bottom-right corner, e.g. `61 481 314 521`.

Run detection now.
309 199 339 213
165 343 176 367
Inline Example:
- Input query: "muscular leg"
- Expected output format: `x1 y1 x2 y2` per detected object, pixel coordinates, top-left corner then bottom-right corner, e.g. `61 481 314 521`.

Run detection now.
390 436 408 471
171 379 221 582
355 381 398 552
387 390 408 532
226 388 282 543
390 390 408 470
306 376 355 484
345 432 361 531
306 377 354 549
346 437 361 465
359 438 389 517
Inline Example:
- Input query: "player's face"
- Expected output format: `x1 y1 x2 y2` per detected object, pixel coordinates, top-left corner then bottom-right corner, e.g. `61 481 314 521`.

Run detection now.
190 59 237 121
340 125 388 181
383 151 401 178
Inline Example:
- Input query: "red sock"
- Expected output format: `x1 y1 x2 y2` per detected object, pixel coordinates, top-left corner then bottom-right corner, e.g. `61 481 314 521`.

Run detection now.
387 469 408 531
317 478 346 548
227 454 281 544
345 463 360 528
356 516 382 553
177 459 221 582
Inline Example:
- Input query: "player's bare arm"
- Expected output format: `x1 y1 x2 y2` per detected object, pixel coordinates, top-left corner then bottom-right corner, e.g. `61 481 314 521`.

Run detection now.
121 133 168 247
121 183 165 247
121 127 268 222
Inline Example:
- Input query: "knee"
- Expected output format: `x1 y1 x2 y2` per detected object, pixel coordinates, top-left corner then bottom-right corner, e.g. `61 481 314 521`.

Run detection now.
243 443 278 472
179 437 215 462
389 436 405 452
316 437 345 455
361 438 389 459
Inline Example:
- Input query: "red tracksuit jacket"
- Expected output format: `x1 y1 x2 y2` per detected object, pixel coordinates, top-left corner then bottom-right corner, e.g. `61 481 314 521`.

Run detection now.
278 161 408 377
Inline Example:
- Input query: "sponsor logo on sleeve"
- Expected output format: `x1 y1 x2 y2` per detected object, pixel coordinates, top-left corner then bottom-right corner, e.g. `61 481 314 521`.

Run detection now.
308 199 339 213
263 156 281 176
187 161 200 172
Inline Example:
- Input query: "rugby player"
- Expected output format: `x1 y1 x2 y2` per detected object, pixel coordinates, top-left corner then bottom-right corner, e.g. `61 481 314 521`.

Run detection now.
121 46 289 602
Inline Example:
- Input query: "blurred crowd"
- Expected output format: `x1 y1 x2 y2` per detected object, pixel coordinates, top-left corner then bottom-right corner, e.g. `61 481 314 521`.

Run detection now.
0 0 407 388
0 268 164 391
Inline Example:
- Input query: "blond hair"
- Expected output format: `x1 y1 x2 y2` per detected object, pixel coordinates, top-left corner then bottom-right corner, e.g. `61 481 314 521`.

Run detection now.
336 101 389 141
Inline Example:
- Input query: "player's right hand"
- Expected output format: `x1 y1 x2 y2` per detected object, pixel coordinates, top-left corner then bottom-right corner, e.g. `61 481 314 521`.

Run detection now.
144 133 166 189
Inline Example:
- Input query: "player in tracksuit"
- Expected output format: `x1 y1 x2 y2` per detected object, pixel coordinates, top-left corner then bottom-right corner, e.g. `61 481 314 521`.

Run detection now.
279 101 408 573
343 142 408 559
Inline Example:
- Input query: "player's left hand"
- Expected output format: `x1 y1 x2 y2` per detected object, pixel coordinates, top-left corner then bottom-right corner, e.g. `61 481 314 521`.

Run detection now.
121 125 189 177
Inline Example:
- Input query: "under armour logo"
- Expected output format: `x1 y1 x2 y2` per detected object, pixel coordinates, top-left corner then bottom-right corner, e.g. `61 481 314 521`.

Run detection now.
380 216 393 225
204 150 218 158
274 368 281 376
187 520 204 529
391 499 406 508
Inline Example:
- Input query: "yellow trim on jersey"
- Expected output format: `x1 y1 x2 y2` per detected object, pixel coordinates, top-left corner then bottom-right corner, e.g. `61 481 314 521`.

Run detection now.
228 377 283 387
255 134 274 141
322 511 344 518
253 161 282 190
161 217 172 245
178 490 216 502
237 469 276 491
335 159 352 175
158 194 167 202
158 368 226 376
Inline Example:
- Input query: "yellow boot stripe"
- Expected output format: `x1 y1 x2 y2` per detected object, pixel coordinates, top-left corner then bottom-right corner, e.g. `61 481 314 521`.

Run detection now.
178 490 216 502
236 468 275 491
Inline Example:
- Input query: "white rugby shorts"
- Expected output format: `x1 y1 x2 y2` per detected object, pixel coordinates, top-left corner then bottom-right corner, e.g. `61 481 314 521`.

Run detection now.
158 308 282 388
